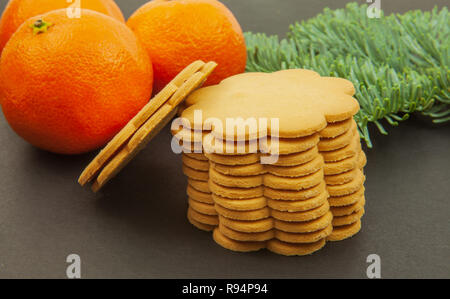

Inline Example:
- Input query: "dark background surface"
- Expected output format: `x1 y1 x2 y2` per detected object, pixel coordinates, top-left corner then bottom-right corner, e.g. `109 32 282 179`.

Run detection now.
0 0 449 279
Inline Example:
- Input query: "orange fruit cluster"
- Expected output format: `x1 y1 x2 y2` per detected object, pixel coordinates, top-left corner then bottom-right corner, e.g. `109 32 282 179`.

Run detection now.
0 0 246 154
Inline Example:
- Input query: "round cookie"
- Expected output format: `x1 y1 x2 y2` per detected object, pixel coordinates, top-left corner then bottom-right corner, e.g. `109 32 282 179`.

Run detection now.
358 150 367 169
215 204 270 221
204 134 319 156
332 208 365 227
187 210 216 232
188 198 217 216
209 167 263 188
182 164 209 181
330 196 366 217
274 211 333 233
321 134 361 162
318 121 357 152
209 180 264 199
219 215 274 233
260 134 319 155
205 153 260 166
219 223 274 242
327 170 365 196
211 161 266 177
186 184 213 204
184 152 209 161
213 229 266 252
328 187 365 207
327 219 362 241
320 118 353 138
188 178 211 193
266 238 326 256
265 146 319 167
275 223 332 243
182 69 360 140
212 194 267 211
265 155 324 178
267 191 329 212
172 128 205 144
264 181 326 201
182 154 209 171
323 152 360 175
325 167 359 185
263 169 324 191
188 207 219 226
270 201 330 222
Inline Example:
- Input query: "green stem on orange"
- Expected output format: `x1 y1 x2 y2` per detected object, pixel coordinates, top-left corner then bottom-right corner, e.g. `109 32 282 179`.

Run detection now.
30 19 53 35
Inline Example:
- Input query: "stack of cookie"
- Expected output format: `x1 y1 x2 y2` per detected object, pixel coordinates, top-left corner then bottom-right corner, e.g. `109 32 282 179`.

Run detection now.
182 152 219 231
177 69 367 255
203 135 335 256
319 118 367 241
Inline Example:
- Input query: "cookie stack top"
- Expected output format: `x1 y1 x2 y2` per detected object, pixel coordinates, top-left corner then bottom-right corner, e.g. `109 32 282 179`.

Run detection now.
182 69 359 141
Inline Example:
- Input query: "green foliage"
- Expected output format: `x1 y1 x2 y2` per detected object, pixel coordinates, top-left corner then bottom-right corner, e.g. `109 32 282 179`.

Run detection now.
245 3 449 147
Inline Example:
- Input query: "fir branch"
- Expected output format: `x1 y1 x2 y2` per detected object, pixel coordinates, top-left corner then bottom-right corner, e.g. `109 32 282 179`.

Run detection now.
245 3 449 147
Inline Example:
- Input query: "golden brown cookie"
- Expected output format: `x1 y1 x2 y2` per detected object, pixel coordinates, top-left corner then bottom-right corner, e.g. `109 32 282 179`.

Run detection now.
330 196 365 217
215 204 270 221
267 191 329 212
269 146 319 166
79 60 207 186
263 169 324 191
209 180 264 199
184 152 209 161
183 69 359 140
213 229 266 252
323 151 360 175
203 134 320 155
219 215 274 233
187 209 216 232
332 208 365 227
327 219 362 241
219 223 274 242
266 238 326 256
205 153 260 166
327 170 365 196
182 164 209 181
209 167 263 188
318 121 357 152
212 194 267 211
188 198 217 216
265 154 324 178
186 184 213 204
325 167 359 185
321 134 361 162
319 118 353 138
270 201 330 222
275 223 332 244
182 154 209 171
88 62 218 192
203 134 320 156
274 211 333 233
211 161 266 177
188 178 211 193
264 181 327 201
358 150 367 169
188 207 219 226
171 127 205 144
328 188 365 207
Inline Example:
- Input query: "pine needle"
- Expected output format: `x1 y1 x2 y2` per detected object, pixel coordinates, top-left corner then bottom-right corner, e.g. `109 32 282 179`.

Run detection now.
245 3 449 147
